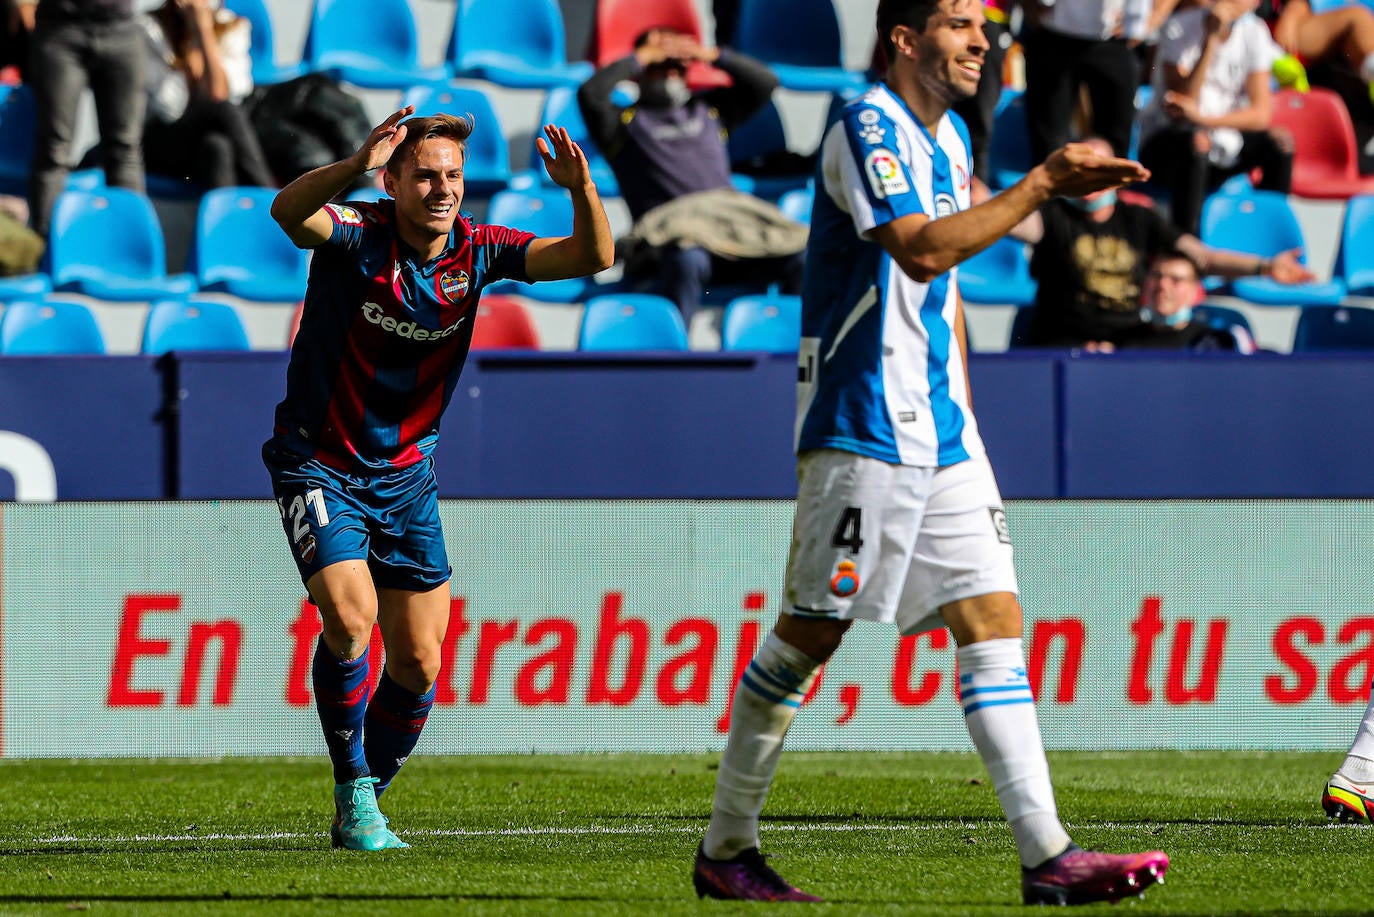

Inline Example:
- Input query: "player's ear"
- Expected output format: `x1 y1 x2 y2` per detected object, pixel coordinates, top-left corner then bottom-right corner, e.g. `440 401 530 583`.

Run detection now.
381 168 396 198
891 23 919 60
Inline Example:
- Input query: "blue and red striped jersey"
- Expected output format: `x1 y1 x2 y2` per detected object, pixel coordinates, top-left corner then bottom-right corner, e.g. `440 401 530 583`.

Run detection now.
270 199 534 473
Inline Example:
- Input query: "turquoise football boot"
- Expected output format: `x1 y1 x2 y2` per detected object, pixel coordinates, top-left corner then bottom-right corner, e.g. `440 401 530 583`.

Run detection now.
330 776 409 850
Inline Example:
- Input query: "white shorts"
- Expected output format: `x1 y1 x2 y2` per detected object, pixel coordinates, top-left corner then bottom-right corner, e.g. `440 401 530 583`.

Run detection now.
782 449 1018 635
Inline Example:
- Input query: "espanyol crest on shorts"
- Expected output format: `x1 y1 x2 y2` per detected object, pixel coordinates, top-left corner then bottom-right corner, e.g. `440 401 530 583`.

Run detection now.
440 269 470 302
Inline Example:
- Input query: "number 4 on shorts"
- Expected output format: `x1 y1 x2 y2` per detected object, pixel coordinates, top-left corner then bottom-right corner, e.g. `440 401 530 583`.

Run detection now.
831 506 864 553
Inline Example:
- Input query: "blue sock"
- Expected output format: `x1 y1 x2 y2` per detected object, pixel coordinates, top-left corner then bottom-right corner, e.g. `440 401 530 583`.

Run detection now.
364 671 435 798
312 636 370 784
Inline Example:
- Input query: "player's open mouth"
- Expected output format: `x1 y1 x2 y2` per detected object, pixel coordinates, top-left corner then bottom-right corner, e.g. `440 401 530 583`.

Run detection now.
427 201 454 215
957 59 982 77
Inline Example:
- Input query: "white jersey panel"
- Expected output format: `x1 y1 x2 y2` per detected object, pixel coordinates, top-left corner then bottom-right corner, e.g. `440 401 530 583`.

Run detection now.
798 83 984 468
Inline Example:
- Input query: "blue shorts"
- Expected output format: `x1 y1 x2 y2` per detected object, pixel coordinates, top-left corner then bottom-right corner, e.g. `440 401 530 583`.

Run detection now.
262 442 451 593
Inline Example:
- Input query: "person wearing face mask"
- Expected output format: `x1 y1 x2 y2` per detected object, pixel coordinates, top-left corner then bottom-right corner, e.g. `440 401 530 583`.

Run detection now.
990 136 1312 348
577 27 806 323
1113 249 1254 350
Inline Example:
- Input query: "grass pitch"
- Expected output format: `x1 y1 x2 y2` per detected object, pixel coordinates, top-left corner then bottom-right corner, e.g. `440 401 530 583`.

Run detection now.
0 751 1363 915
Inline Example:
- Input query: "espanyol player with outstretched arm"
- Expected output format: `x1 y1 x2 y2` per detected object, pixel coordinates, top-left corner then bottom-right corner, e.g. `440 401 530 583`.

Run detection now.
263 107 612 850
693 0 1170 905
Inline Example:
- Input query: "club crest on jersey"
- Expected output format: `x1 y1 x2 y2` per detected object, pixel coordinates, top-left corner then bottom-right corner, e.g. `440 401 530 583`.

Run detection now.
933 192 957 218
830 559 860 597
864 149 909 199
325 203 364 225
440 270 470 302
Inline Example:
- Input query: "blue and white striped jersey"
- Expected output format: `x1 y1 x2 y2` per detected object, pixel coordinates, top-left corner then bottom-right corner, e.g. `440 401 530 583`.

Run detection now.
796 82 984 468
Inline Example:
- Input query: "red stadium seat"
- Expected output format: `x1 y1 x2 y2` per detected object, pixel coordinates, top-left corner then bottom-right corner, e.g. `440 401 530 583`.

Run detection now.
470 295 541 350
1269 88 1374 199
592 0 729 88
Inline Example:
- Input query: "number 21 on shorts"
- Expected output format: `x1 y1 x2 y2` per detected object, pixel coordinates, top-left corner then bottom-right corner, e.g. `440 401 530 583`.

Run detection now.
278 487 330 563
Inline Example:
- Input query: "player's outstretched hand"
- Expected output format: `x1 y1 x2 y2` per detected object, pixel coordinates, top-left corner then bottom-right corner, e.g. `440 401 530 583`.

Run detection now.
1041 142 1150 199
537 124 593 191
355 106 413 173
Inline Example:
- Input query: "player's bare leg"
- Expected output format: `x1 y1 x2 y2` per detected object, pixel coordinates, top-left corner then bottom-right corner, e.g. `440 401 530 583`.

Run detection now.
308 561 407 851
695 615 847 902
942 592 1167 904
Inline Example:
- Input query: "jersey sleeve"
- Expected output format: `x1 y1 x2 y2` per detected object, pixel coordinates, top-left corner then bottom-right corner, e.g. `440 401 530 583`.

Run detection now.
322 202 383 251
827 102 927 237
475 223 538 284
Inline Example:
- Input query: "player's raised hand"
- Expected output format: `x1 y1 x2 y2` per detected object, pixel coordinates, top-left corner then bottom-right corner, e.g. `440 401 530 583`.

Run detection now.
1041 142 1150 199
537 124 593 191
355 106 413 172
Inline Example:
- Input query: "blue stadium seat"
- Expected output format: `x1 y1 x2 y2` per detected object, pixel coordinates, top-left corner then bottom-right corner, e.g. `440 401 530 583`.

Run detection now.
400 85 511 196
732 0 867 93
727 99 812 200
344 185 390 203
223 0 306 84
524 86 618 196
447 0 594 89
483 188 588 302
1292 305 1374 351
988 92 1032 190
1192 303 1253 337
721 292 800 352
0 273 51 298
578 294 689 351
47 188 197 300
958 237 1036 306
0 298 105 354
1335 194 1374 296
190 187 308 302
777 183 814 224
141 299 251 354
304 0 446 89
1199 191 1346 305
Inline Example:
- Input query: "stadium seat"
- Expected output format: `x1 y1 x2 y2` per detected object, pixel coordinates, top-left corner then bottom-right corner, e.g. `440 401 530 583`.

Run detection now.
344 184 390 203
777 183 814 224
958 237 1036 306
578 293 689 350
1199 191 1346 305
731 0 868 92
721 292 800 352
190 187 308 302
447 0 594 89
470 294 541 349
1292 305 1374 351
303 0 447 89
524 86 618 196
1334 194 1374 295
0 273 51 298
1192 303 1253 337
0 298 104 354
223 0 306 84
141 298 251 354
1268 88 1374 200
47 188 197 300
0 84 35 195
727 99 813 200
400 85 511 196
482 188 588 303
592 0 728 88
988 92 1032 190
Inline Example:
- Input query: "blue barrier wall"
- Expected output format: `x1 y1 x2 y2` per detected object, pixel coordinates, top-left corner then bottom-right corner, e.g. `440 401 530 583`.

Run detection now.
1 351 1370 499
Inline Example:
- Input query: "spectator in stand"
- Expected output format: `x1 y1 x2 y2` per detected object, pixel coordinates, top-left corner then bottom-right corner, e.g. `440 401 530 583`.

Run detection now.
1020 0 1150 162
139 0 272 190
1137 0 1293 235
577 27 806 323
19 0 146 236
990 136 1312 347
1262 0 1374 104
1112 248 1254 350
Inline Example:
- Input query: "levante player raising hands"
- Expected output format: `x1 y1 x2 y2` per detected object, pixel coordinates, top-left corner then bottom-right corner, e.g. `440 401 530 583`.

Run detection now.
263 106 612 850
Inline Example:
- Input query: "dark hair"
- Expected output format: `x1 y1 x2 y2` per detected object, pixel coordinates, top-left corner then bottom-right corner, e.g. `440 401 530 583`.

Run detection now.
875 0 944 62
1152 248 1202 279
634 26 682 49
386 114 474 175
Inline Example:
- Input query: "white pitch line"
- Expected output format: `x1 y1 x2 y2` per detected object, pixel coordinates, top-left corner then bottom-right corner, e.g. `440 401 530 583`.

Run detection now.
28 820 1329 847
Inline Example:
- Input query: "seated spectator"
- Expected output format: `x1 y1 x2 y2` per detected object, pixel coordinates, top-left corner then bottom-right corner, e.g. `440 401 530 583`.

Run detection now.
245 72 371 193
577 27 805 322
1112 249 1254 350
140 0 272 189
1137 0 1293 234
991 137 1313 348
1264 0 1374 103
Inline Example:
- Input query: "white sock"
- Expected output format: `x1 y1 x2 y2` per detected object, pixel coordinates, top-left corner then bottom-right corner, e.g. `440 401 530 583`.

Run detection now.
703 631 821 860
957 638 1072 868
1340 683 1374 783
1361 51 1374 84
